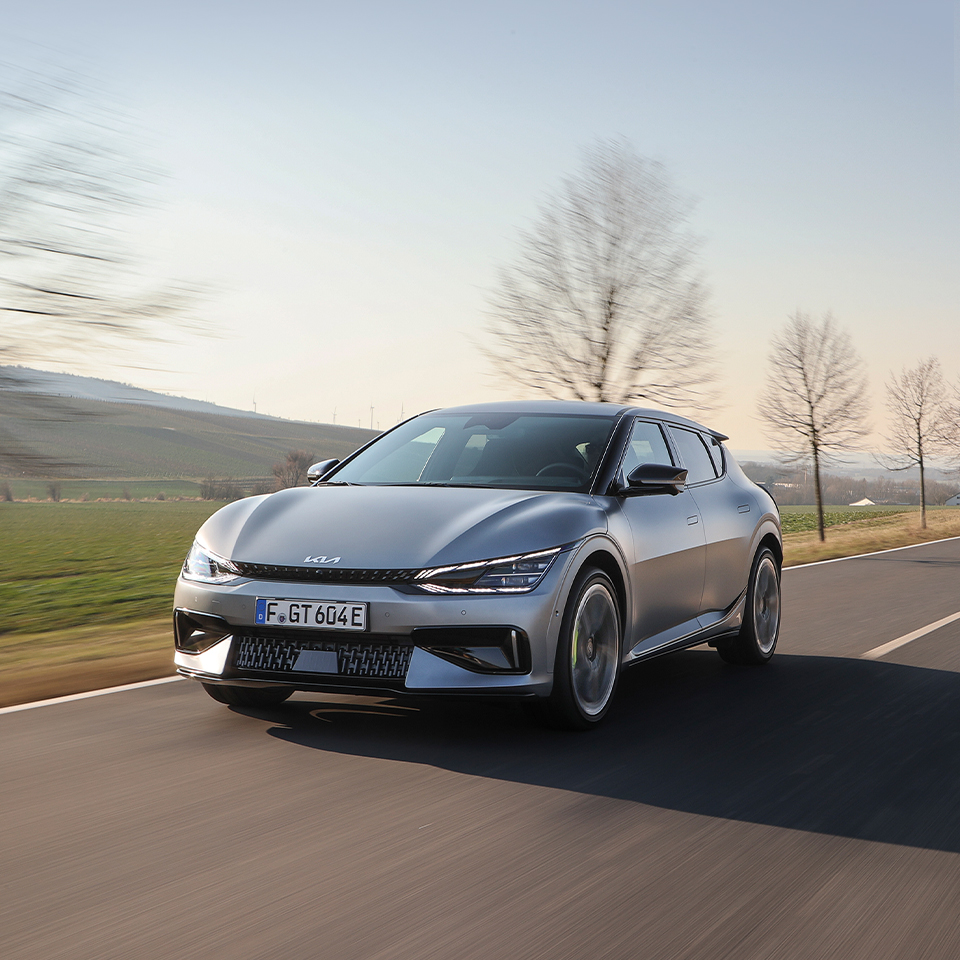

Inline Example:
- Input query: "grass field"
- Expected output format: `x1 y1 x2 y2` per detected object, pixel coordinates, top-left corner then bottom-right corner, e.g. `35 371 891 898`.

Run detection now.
1 501 222 637
1 501 222 707
0 477 207 500
778 504 912 534
2 500 960 708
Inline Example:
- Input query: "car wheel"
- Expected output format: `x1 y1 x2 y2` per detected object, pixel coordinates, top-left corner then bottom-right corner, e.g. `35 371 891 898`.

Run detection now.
716 546 781 665
201 683 294 707
543 567 622 730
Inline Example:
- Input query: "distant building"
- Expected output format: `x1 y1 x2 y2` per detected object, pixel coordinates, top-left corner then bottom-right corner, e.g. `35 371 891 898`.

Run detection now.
946 494 960 506
849 498 875 506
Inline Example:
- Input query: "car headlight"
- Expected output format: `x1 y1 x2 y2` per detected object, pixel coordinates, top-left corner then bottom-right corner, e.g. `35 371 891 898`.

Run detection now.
414 547 562 594
181 541 242 584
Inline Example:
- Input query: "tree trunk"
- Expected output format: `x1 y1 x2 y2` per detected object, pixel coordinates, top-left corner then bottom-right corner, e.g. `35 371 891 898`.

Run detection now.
813 446 825 542
919 448 927 530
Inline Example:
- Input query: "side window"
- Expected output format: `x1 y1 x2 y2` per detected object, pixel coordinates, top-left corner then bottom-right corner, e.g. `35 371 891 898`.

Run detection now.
619 420 673 480
669 427 718 484
705 436 725 476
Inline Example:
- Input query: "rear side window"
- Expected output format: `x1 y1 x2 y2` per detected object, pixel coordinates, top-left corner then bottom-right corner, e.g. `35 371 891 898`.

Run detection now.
705 436 725 476
669 427 718 485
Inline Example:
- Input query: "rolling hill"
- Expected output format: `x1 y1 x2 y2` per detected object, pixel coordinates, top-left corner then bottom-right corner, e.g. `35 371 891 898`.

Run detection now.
0 370 378 482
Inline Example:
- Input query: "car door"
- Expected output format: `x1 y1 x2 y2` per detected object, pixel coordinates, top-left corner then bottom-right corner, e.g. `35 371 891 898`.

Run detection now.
615 418 706 650
666 426 754 618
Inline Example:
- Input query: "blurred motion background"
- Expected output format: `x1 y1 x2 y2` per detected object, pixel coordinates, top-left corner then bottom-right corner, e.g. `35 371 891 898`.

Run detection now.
1 1 957 706
1 0 956 447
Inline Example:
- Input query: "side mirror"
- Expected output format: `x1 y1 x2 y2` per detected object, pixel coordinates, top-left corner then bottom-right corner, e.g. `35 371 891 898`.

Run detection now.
623 462 688 495
307 459 340 483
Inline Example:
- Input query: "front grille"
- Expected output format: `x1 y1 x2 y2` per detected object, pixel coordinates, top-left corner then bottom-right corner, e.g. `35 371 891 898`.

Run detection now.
234 632 413 679
233 562 419 585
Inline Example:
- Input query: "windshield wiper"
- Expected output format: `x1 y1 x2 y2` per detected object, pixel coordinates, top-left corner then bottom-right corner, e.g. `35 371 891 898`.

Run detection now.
370 481 453 487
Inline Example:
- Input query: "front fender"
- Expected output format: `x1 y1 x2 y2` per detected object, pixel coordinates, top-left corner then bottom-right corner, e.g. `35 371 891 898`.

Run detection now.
547 534 632 677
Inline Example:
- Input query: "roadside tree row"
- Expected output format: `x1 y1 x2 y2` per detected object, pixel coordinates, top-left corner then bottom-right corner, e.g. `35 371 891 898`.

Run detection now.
485 140 957 543
757 312 959 540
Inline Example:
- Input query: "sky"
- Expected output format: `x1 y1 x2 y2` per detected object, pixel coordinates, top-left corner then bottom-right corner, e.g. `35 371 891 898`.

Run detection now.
2 0 957 449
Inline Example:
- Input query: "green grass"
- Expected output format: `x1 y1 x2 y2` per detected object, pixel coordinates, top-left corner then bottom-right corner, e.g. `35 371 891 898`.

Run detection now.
0 478 206 500
1 501 223 636
779 506 914 534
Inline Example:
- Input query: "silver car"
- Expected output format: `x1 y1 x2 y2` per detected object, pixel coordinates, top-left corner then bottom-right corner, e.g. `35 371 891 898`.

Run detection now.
174 401 782 729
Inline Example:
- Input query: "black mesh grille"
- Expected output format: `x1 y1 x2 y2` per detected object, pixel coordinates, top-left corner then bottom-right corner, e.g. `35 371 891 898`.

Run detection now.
233 562 419 585
234 632 413 679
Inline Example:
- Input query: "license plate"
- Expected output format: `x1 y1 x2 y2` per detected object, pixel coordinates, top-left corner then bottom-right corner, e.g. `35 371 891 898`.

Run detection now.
255 598 367 632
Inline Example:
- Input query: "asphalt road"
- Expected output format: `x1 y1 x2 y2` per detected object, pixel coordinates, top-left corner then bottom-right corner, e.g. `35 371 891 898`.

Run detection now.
3 539 959 960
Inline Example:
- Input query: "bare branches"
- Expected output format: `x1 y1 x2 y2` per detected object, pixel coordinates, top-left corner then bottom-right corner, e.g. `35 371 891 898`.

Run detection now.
759 311 870 540
882 358 955 466
273 450 314 489
760 312 870 456
485 139 717 412
0 62 209 475
879 357 957 528
0 63 204 369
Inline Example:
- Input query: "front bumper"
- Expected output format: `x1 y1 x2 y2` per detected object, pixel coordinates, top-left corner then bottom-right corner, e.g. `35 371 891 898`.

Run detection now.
173 568 568 697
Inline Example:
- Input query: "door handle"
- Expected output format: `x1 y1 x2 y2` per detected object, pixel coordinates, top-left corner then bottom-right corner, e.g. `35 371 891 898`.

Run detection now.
687 515 699 525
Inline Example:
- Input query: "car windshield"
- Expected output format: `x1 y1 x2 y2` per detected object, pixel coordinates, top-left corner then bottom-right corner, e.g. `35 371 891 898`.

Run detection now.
329 413 617 491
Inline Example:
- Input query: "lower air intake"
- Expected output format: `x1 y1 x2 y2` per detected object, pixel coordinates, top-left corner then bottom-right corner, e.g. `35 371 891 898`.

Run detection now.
234 633 413 679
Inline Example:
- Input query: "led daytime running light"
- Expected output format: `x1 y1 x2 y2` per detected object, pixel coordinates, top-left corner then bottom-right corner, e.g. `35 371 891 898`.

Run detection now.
414 547 561 595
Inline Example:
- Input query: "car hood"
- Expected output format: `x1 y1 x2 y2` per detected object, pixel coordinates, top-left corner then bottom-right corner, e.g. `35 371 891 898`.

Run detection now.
196 485 608 570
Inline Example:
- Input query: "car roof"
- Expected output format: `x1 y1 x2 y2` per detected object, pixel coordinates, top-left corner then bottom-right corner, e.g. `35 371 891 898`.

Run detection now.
417 399 728 441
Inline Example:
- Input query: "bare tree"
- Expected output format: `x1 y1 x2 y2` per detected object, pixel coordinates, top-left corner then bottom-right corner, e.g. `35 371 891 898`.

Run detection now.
0 63 204 472
759 311 870 541
879 357 956 529
485 139 717 411
0 66 199 359
273 450 313 489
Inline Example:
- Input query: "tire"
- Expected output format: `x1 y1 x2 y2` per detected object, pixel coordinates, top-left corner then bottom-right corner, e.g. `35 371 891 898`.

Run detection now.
542 567 622 730
201 683 294 707
716 547 781 665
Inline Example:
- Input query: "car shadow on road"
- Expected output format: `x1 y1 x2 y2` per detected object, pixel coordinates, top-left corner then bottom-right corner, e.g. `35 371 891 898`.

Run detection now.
257 650 960 853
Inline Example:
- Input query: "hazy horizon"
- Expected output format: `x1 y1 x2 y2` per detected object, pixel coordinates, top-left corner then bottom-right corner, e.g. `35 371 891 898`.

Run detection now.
6 364 957 487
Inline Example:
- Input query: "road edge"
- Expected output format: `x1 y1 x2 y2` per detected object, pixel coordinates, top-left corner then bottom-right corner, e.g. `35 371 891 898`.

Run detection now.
0 676 182 716
785 534 960 570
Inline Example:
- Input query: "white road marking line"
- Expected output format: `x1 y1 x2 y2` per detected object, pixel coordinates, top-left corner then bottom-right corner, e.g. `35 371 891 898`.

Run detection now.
0 676 182 716
861 612 960 660
786 534 960 571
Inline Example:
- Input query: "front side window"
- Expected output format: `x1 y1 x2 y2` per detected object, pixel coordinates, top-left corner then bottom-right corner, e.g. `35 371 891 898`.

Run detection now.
330 413 617 492
618 420 674 482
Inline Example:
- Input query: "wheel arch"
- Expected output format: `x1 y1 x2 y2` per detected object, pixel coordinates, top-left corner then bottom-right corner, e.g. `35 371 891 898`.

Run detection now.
541 545 627 728
577 548 628 628
749 519 783 571
758 531 782 570
549 537 631 671
555 540 630 661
